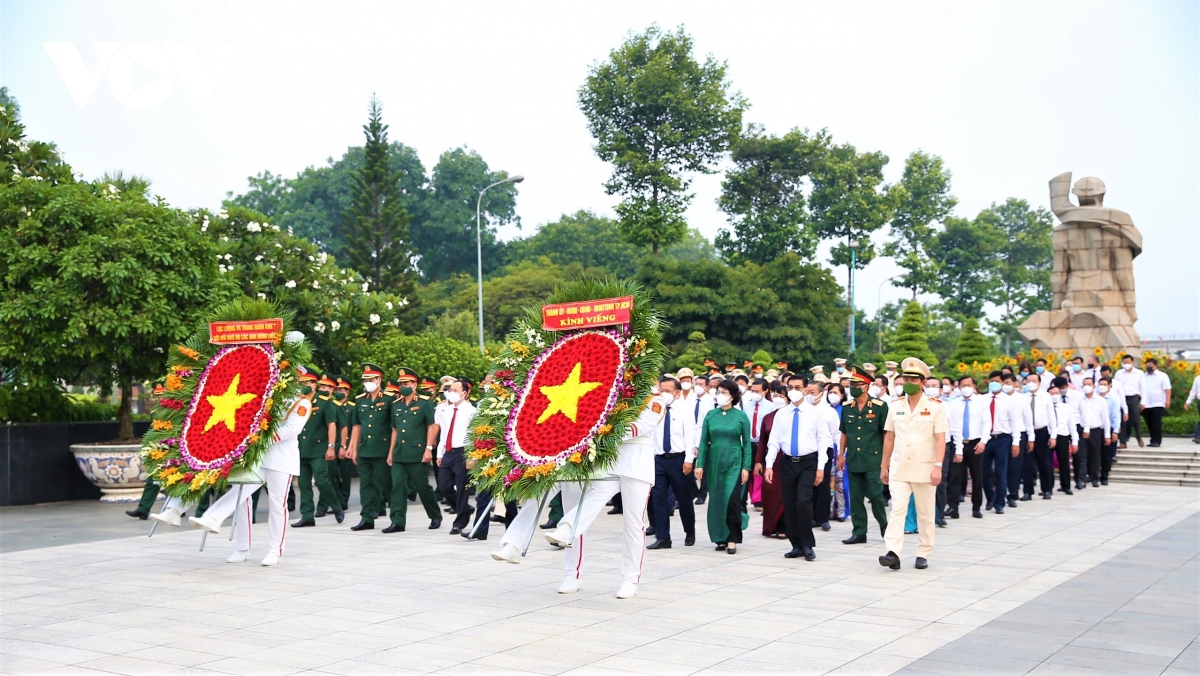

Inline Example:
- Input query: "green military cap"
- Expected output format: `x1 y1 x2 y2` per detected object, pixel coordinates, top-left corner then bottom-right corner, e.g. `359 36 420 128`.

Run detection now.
298 366 318 383
456 376 474 393
396 367 420 384
847 365 873 387
361 363 383 380
383 379 399 396
317 372 336 388
334 376 351 390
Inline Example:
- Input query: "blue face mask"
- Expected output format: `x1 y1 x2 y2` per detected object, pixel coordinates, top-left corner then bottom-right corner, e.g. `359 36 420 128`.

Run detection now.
1071 364 1081 372
1022 383 1032 393
1020 371 1029 378
988 381 1002 394
1036 366 1045 374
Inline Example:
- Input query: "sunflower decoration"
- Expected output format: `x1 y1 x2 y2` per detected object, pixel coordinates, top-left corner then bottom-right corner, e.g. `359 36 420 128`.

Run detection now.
1092 346 1105 357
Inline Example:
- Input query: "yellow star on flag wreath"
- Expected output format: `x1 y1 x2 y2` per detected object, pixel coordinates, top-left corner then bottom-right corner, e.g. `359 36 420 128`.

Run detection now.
203 374 258 432
537 362 601 424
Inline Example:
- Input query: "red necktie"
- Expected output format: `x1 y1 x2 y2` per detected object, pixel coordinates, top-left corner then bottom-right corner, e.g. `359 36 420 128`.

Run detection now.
752 402 759 436
445 407 457 451
990 397 996 429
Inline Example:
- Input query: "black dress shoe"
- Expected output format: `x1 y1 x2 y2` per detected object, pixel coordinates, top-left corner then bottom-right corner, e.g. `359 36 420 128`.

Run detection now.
449 526 463 535
381 524 405 533
684 533 695 547
995 506 1005 514
1092 481 1100 487
1007 498 1018 508
842 534 867 545
1075 482 1084 490
445 507 456 514
647 539 672 550
314 508 327 518
915 557 928 569
1101 479 1108 486
350 521 373 531
291 519 315 528
539 520 559 530
879 551 901 570
784 547 802 559
607 507 623 515
126 509 147 520
715 543 727 551
1042 492 1052 499
948 510 960 519
694 496 706 505
803 547 815 561
461 531 485 541
429 519 442 529
972 510 983 518
820 522 831 531
645 526 656 537
1063 489 1073 495
936 520 946 528
490 514 505 523
1019 494 1032 502
334 508 345 524
408 493 417 502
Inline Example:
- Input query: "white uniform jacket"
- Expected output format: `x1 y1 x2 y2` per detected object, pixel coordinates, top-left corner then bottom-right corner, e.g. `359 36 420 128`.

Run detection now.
610 400 666 485
261 396 311 476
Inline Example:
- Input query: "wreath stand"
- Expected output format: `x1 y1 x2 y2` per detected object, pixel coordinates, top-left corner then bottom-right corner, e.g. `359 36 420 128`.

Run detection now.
467 475 621 556
147 468 263 552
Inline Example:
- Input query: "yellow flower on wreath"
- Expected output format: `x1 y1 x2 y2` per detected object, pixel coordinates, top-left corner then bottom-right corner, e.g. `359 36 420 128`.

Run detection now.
474 424 494 436
568 452 583 464
482 464 500 478
597 424 613 436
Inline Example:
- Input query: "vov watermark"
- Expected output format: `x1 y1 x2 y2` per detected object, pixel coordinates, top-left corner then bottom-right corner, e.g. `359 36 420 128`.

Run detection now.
43 42 237 109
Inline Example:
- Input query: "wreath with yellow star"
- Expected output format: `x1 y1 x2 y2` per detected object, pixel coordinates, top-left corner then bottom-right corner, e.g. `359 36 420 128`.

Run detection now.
140 298 310 502
467 279 664 503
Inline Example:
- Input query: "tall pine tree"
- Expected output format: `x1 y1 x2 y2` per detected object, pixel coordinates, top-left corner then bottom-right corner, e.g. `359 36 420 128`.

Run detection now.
950 317 992 365
343 95 419 328
887 300 938 368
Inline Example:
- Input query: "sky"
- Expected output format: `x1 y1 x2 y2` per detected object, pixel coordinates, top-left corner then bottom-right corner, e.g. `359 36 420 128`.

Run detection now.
3 0 1198 340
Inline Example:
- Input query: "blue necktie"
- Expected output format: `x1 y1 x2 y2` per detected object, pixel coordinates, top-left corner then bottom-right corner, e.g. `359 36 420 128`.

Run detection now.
694 399 700 423
663 405 672 452
963 400 971 439
790 408 799 457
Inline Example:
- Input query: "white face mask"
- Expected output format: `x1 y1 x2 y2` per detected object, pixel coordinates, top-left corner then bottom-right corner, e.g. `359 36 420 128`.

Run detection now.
942 385 953 394
1051 393 1062 404
773 395 788 406
694 385 706 396
787 389 804 403
827 394 842 406
363 381 379 393
745 392 761 403
1098 385 1109 395
680 381 692 391
868 385 882 399
804 394 817 405
1001 384 1014 394
715 393 732 407
1082 385 1094 395
924 386 940 399
891 387 904 398
1123 362 1133 371
650 386 660 395
738 384 747 394
659 393 675 407
960 386 974 398
445 391 462 403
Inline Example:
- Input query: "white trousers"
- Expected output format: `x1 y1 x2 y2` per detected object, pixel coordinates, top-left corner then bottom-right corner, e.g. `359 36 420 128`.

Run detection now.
498 483 583 550
201 468 292 556
563 476 651 584
884 480 936 558
162 495 183 512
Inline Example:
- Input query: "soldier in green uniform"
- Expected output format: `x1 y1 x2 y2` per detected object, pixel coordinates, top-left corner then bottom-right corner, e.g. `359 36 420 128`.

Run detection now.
319 376 354 516
127 380 168 520
382 367 443 533
837 365 889 544
348 363 392 531
293 372 345 527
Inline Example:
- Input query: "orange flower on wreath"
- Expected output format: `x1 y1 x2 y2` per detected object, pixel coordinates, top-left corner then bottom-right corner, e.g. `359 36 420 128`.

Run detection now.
177 345 201 361
151 419 173 431
165 374 183 391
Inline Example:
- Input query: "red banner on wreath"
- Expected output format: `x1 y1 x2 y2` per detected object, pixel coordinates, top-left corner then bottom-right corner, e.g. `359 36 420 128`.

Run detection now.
209 319 283 345
542 296 633 331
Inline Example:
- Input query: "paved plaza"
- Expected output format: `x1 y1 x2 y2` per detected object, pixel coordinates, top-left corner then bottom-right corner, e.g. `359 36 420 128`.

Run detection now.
2 443 1198 676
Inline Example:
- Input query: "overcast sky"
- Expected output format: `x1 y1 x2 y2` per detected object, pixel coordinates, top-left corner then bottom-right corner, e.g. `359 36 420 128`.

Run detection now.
4 0 1197 339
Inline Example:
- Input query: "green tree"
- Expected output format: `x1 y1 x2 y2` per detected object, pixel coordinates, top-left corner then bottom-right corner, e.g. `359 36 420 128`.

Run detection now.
950 317 993 365
361 332 491 385
716 125 828 265
884 151 957 299
0 88 73 186
416 146 519 280
579 25 746 254
930 215 1005 320
341 95 420 325
673 330 710 373
503 210 638 277
887 301 938 368
976 199 1054 354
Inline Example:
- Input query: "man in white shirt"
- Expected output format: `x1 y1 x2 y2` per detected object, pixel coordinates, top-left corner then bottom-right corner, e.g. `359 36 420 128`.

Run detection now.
1077 377 1111 488
1048 378 1080 494
812 382 842 532
1142 358 1172 447
648 377 697 550
1021 373 1058 500
1184 373 1200 444
765 376 832 561
947 375 990 518
980 372 1024 514
433 379 477 534
1007 380 1036 507
1068 357 1087 390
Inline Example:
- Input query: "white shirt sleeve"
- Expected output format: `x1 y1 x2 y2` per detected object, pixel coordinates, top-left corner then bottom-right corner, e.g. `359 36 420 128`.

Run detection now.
765 408 785 468
273 398 311 443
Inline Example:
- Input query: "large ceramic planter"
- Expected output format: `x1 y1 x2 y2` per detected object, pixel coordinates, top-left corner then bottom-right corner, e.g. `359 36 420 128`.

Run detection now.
70 443 147 503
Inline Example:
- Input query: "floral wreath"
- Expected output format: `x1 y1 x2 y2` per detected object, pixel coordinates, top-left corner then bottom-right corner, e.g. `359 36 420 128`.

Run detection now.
140 299 310 502
467 280 664 503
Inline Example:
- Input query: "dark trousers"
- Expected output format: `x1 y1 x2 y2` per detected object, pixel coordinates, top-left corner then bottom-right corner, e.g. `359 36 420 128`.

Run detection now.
1026 427 1054 494
390 461 440 528
848 469 888 536
437 449 471 528
934 443 953 523
652 453 696 542
1121 395 1142 444
696 473 708 501
357 456 388 523
319 458 353 511
981 434 1011 510
468 491 514 538
810 448 833 525
780 453 818 550
1081 428 1103 483
1008 432 1028 500
547 492 564 525
298 456 338 521
951 439 983 511
724 482 745 545
1144 407 1166 446
1102 437 1116 482
1054 434 1074 491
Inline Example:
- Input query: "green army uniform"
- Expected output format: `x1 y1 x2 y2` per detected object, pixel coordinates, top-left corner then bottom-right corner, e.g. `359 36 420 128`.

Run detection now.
319 386 354 513
841 395 890 539
352 369 393 527
297 389 342 523
387 372 441 529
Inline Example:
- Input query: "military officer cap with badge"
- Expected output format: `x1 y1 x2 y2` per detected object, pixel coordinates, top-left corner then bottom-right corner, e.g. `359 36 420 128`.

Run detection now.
884 360 899 372
383 380 400 397
863 362 877 377
675 367 695 380
901 357 932 379
151 379 166 397
317 372 336 389
359 362 384 396
335 376 352 391
704 358 720 375
396 367 420 384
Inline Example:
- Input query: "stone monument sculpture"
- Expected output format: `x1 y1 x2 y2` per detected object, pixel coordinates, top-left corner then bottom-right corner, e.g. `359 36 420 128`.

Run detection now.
1019 172 1142 355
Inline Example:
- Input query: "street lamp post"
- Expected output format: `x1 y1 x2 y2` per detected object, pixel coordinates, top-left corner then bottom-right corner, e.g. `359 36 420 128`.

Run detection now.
476 174 524 354
876 275 900 355
848 240 860 354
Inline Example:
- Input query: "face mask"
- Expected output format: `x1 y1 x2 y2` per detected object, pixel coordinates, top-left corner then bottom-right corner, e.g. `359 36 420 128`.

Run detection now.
680 381 692 391
445 391 462 403
716 393 732 407
787 389 804 403
1071 364 1081 372
902 382 920 396
1051 393 1062 404
827 394 842 406
334 391 347 401
738 385 747 394
774 395 788 406
802 393 817 405
1147 365 1156 373
868 385 882 398
1021 384 1032 393
363 381 379 393
1001 384 1014 394
988 382 1002 394
1123 362 1133 371
923 386 940 398
1036 366 1046 374
1098 385 1109 394
1020 371 1029 378
850 387 863 399
301 384 314 395
745 392 761 403
960 386 974 398
650 386 660 395
836 367 845 374
694 385 706 396
393 386 410 397
659 393 675 407
942 385 952 395
1082 385 1094 395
